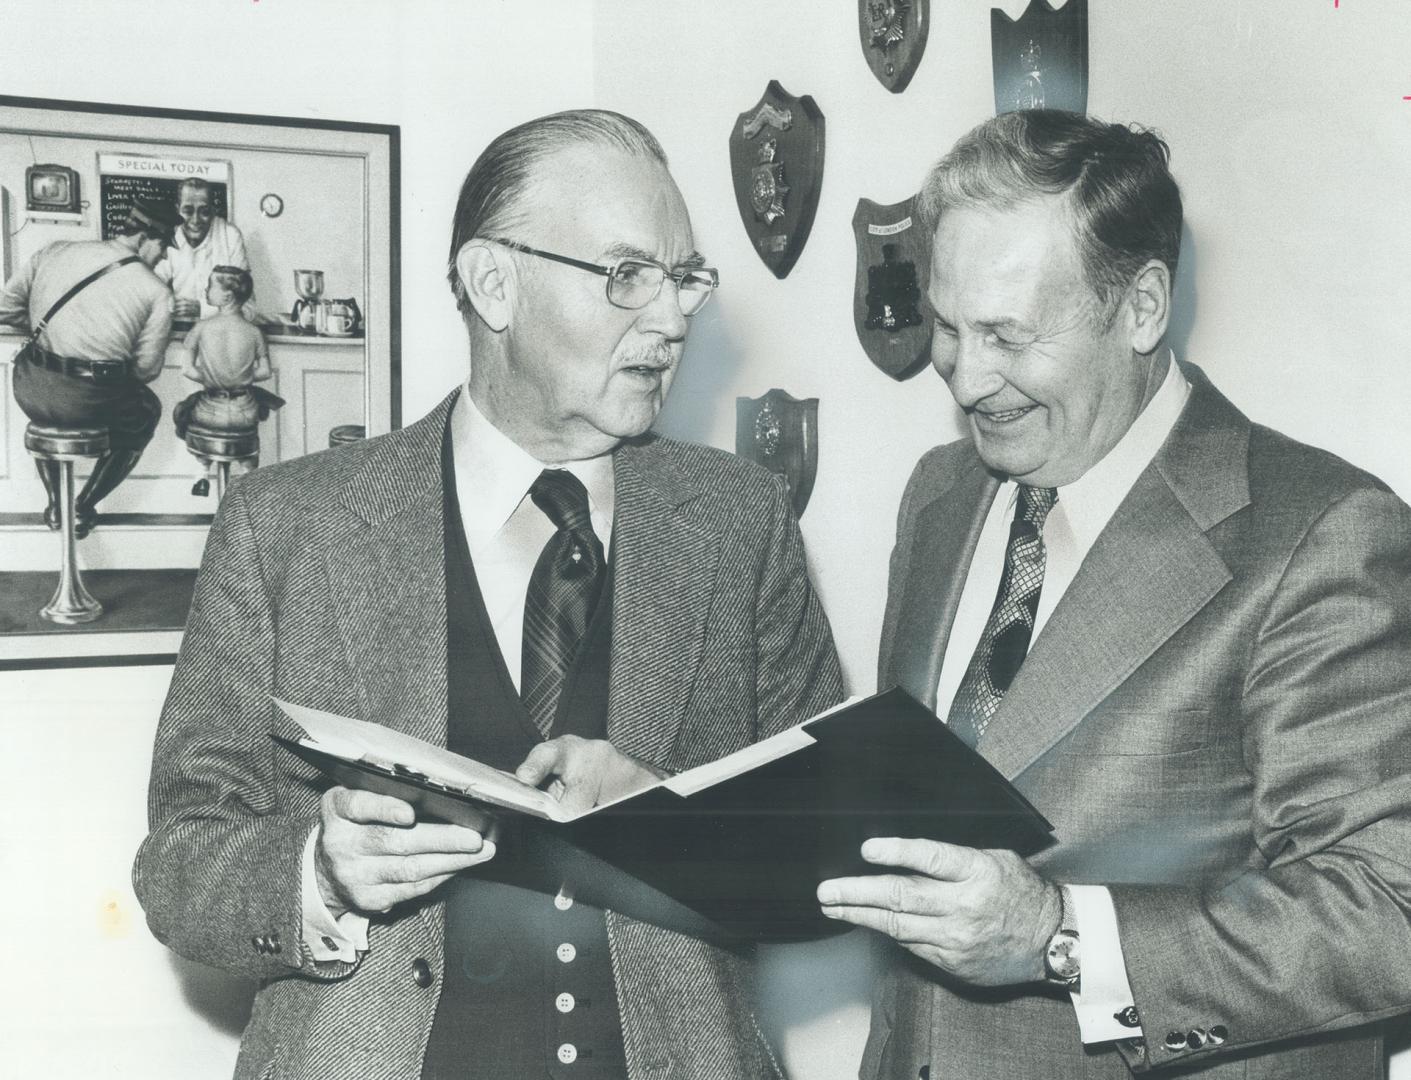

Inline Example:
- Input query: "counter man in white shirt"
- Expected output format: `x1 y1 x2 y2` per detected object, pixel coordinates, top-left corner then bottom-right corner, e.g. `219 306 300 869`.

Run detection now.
155 178 253 320
818 110 1411 1078
134 109 842 1080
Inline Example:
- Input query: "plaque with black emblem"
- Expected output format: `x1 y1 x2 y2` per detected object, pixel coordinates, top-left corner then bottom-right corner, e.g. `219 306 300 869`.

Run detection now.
729 81 826 279
991 0 1088 116
853 195 932 380
859 0 930 94
735 389 818 518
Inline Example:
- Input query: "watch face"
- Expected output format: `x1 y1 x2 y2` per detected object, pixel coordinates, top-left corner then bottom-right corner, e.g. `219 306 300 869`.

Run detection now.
1045 929 1081 981
260 193 284 218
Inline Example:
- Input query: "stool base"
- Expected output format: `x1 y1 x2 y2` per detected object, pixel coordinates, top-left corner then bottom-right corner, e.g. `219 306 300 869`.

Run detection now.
39 454 102 624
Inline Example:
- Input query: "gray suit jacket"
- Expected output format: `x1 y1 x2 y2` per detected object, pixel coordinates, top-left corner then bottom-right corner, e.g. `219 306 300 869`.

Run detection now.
134 392 843 1080
867 365 1411 1078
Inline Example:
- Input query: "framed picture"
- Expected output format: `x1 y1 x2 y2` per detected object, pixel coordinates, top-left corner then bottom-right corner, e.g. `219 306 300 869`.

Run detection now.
0 95 400 669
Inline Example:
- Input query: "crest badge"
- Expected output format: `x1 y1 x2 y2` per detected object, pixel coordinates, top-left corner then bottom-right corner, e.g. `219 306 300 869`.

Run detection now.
991 0 1088 115
729 81 826 279
735 389 819 518
858 0 930 94
853 195 932 380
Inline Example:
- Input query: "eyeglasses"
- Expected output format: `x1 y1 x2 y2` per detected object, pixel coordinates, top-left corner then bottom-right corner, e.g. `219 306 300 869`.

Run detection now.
487 239 719 317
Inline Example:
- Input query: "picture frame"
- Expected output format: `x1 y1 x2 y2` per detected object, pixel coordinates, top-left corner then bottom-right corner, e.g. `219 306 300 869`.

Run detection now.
0 95 400 669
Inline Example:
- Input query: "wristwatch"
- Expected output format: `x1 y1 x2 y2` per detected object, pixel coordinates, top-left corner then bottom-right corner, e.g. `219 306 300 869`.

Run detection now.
1043 884 1081 988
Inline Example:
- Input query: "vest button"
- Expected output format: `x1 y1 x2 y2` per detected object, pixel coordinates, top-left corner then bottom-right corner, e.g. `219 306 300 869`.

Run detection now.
557 1043 578 1064
554 888 574 911
411 957 433 988
556 992 575 1013
556 943 576 963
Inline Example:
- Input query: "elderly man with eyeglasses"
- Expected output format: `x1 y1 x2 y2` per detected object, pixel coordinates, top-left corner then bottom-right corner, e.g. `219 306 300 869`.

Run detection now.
134 109 843 1080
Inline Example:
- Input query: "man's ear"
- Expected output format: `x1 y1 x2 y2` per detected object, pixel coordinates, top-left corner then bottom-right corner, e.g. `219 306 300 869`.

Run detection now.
1127 260 1172 355
455 241 514 333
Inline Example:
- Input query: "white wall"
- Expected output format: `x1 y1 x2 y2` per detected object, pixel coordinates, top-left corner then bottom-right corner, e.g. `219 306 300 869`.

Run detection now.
595 0 1411 693
4 1 1410 1077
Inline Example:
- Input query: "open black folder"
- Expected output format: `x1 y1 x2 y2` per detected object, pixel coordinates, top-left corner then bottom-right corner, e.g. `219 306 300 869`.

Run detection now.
273 687 1053 945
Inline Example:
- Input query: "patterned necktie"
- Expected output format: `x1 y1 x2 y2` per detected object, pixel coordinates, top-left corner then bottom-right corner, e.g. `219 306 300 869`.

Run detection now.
521 469 607 737
947 485 1058 748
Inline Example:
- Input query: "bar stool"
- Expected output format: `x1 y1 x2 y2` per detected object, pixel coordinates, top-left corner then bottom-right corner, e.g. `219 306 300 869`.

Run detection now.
185 424 259 500
24 423 108 624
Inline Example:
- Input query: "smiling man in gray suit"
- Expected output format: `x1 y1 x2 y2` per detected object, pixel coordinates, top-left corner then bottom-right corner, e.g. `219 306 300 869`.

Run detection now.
819 111 1411 1078
135 110 842 1080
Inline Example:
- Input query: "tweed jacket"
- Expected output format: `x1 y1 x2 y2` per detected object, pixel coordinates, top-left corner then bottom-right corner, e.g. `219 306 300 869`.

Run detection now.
866 364 1411 1079
134 391 844 1080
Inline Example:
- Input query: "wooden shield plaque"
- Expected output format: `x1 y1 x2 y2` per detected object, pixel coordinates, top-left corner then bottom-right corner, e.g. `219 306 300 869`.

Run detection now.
991 0 1088 116
853 194 932 380
859 0 930 94
729 82 825 280
736 389 818 518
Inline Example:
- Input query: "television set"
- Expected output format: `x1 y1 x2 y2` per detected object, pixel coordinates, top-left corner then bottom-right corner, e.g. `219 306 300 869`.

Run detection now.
25 163 80 217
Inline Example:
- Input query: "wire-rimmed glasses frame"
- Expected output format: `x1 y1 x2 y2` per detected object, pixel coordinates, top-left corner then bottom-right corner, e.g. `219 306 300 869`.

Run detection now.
486 238 719 317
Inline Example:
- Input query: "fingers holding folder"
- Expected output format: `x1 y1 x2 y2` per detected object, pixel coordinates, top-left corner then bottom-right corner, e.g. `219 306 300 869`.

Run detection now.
314 786 497 918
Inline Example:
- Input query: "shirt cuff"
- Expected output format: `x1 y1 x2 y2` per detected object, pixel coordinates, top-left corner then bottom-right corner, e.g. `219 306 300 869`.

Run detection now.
301 825 368 962
1066 883 1143 1043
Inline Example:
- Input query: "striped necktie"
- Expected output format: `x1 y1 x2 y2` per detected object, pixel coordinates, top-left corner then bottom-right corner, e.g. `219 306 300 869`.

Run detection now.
521 469 607 737
947 485 1058 747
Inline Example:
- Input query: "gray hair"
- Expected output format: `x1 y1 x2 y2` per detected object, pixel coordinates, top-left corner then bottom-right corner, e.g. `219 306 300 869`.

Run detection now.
446 109 669 320
918 111 1182 309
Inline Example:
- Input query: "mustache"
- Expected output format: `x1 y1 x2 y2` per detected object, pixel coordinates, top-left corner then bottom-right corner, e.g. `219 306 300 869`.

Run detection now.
618 345 677 370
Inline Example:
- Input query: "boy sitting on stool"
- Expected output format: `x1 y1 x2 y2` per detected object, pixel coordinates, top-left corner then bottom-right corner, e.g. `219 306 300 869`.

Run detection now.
174 265 284 496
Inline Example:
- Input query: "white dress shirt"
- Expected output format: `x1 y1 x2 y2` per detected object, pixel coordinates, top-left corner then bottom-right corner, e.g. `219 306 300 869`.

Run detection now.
154 216 253 320
302 386 615 961
933 354 1190 1042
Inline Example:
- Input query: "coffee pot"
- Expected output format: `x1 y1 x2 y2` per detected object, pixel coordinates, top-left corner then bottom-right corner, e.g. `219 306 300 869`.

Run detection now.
316 297 362 337
291 269 324 331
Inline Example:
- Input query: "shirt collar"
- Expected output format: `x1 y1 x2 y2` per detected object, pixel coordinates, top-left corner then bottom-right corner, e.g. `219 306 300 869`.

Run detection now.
995 350 1190 549
1053 350 1190 550
450 383 616 554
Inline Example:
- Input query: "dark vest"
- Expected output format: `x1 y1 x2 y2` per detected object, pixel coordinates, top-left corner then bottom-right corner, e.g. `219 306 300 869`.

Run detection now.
422 430 626 1080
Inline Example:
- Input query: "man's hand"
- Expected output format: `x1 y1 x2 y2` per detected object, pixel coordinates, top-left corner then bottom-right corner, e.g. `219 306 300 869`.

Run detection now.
515 736 665 816
314 787 495 919
817 838 1061 986
173 298 200 320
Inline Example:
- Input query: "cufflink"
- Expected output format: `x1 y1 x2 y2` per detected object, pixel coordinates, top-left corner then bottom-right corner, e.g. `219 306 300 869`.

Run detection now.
1113 1005 1141 1028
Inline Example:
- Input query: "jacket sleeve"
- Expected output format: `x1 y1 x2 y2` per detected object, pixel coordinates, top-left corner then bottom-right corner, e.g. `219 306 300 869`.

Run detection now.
132 482 357 983
753 473 845 737
1110 484 1411 1070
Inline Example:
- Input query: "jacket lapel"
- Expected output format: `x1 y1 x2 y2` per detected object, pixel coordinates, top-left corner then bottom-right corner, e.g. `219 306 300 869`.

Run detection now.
980 367 1251 780
323 392 457 750
885 455 998 710
605 437 718 766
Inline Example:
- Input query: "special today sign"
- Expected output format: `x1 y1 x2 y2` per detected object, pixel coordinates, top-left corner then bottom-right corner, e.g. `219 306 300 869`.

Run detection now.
98 154 231 183
97 153 232 240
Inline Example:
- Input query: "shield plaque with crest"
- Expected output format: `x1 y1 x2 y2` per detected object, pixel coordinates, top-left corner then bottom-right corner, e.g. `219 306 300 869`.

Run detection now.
858 0 930 94
729 82 826 279
991 0 1088 116
735 389 818 518
853 194 932 380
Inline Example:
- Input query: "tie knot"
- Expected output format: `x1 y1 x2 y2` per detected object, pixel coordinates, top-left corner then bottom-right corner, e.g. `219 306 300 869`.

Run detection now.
530 469 595 536
1017 485 1058 530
